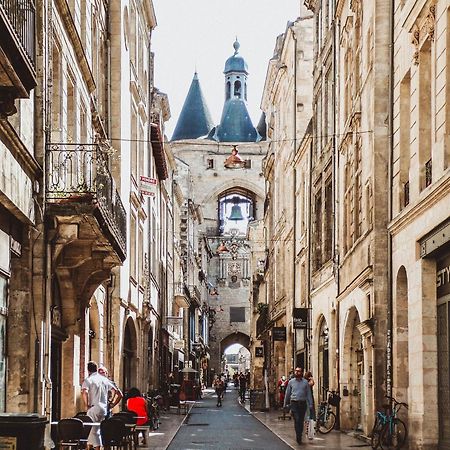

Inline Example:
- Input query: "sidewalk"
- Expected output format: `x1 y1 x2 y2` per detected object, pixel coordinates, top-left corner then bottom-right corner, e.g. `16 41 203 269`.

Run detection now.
243 402 371 449
142 402 195 450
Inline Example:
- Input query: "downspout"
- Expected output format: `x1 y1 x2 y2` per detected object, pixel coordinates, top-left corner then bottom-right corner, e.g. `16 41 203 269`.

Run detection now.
386 0 395 401
42 0 54 420
290 24 298 371
332 6 341 428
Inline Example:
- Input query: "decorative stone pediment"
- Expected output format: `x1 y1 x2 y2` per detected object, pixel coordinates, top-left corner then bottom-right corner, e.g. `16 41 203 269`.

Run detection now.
408 2 436 64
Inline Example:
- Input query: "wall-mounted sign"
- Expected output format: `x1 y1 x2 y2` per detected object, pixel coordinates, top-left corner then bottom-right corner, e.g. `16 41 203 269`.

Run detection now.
437 254 450 298
255 347 264 357
0 436 17 449
167 316 183 327
139 176 157 197
272 327 286 341
174 339 185 350
293 308 308 329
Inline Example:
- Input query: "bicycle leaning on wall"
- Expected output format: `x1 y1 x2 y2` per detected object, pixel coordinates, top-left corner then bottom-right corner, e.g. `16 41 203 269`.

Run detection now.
315 390 340 434
371 396 408 449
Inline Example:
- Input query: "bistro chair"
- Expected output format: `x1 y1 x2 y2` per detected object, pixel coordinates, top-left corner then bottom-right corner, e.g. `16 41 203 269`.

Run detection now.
73 414 93 447
100 417 128 450
57 418 84 449
113 412 137 449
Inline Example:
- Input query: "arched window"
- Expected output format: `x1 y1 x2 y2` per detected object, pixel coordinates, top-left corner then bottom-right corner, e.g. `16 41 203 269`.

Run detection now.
244 82 247 101
217 188 255 236
226 81 231 100
234 80 241 98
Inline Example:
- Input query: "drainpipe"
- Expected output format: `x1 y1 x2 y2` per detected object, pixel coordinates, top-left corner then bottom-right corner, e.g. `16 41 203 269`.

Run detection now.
290 24 298 372
332 1 341 428
386 0 395 401
41 0 54 420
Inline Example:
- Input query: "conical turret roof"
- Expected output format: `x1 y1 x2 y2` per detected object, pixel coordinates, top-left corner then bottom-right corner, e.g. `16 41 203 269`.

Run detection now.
171 72 214 141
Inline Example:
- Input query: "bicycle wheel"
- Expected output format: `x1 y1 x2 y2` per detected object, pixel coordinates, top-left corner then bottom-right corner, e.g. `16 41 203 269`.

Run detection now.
371 418 385 449
381 418 407 449
317 411 336 434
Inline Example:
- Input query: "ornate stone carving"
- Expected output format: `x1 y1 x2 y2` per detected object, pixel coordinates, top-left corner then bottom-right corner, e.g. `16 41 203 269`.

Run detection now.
411 25 420 65
425 4 436 42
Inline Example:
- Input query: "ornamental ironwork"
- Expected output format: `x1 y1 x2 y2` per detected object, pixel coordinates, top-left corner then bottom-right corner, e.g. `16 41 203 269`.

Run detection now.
45 143 126 255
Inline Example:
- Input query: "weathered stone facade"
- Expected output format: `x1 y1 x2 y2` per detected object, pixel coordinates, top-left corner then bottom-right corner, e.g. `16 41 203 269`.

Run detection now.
258 9 314 404
390 1 450 447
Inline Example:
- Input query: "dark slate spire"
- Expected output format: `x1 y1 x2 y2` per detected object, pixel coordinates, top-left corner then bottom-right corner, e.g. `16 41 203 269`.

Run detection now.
210 40 260 143
171 72 214 141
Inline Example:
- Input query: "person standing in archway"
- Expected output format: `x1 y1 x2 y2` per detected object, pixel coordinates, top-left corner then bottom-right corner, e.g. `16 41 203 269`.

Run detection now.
283 367 314 446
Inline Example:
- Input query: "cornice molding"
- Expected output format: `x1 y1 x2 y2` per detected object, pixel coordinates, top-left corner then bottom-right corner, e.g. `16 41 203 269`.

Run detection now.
389 173 450 236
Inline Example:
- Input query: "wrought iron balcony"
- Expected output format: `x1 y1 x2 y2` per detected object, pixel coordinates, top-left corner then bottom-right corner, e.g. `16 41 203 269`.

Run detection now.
425 159 432 188
45 143 126 261
403 181 409 207
0 0 36 110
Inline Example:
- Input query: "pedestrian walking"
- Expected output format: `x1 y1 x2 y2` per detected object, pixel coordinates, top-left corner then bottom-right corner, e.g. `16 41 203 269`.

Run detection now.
81 361 121 450
238 372 247 403
283 367 314 446
213 375 225 407
304 371 316 440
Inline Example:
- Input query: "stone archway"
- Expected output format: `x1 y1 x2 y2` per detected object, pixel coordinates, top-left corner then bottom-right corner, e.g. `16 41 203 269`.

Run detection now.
220 332 250 354
341 307 363 430
316 316 329 402
218 332 250 373
122 317 138 393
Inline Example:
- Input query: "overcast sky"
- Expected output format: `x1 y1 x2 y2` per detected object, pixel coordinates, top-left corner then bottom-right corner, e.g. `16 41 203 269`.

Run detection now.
152 0 300 138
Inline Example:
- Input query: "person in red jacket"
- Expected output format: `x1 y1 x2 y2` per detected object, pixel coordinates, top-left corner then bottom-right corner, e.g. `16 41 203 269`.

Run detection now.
126 387 149 426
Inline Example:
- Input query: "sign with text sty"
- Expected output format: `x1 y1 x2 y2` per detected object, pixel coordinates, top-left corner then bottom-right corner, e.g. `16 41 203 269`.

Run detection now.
272 327 287 341
139 176 157 197
293 307 308 329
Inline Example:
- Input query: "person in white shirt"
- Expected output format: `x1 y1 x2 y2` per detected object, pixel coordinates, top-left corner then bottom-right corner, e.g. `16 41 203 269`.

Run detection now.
81 361 119 450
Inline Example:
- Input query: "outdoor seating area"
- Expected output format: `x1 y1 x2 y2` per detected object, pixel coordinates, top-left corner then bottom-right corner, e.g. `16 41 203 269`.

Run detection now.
52 411 150 449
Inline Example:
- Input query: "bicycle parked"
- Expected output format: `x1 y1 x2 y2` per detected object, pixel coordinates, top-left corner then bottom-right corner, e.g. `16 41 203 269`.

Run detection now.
315 389 340 434
146 390 163 430
371 396 408 449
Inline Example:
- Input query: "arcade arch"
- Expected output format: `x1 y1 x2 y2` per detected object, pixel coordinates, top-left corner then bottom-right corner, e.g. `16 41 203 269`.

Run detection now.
122 317 138 392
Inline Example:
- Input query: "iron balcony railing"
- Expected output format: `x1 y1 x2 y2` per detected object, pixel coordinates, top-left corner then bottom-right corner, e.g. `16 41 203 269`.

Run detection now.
425 159 432 188
0 0 35 65
403 181 410 207
46 143 127 256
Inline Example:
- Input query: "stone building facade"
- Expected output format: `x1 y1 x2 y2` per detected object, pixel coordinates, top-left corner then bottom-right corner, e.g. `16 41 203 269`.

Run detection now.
257 10 314 402
0 0 180 426
389 0 450 448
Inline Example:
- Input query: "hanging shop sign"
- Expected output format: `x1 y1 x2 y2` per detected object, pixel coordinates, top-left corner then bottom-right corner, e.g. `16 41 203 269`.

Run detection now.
272 327 287 341
139 176 157 197
293 307 308 329
255 347 264 357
